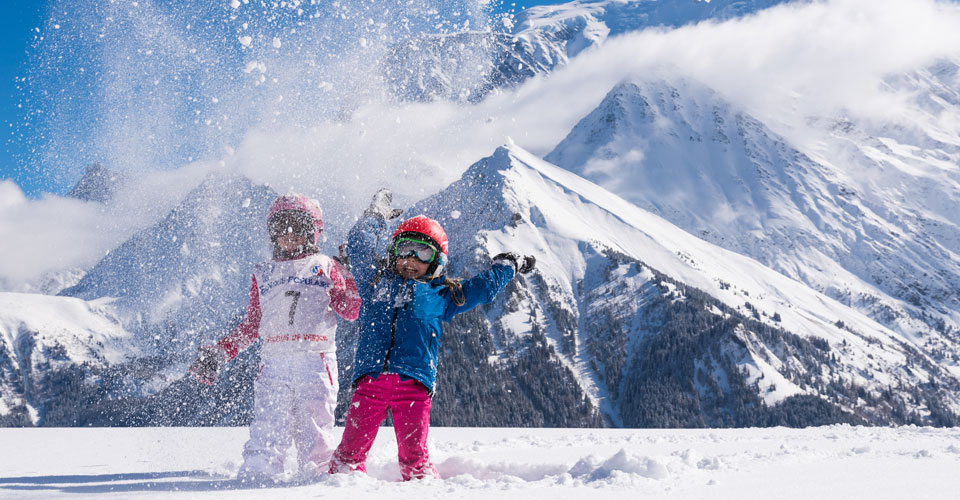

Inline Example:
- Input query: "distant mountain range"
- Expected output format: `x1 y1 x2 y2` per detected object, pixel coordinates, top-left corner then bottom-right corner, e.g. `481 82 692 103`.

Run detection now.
386 0 791 102
5 140 956 427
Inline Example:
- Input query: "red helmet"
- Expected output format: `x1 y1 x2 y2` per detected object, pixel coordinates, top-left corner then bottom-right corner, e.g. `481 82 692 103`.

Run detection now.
268 194 323 245
391 215 448 277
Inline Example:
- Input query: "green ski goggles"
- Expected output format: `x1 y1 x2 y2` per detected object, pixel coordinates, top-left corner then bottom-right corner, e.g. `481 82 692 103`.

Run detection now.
391 237 438 263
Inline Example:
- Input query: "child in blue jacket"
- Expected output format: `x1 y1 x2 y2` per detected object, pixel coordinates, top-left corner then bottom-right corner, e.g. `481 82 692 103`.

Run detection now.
329 189 534 480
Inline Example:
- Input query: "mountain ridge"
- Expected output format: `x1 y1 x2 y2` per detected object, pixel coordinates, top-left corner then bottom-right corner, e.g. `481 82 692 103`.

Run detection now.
3 141 958 426
544 76 960 375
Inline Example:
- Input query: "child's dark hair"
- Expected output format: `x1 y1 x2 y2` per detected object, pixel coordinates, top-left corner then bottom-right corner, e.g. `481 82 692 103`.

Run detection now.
442 278 465 306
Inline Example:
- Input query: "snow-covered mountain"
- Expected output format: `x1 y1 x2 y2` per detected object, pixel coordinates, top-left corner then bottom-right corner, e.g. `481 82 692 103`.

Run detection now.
66 164 125 203
377 0 960 375
60 173 276 348
1 172 278 425
0 293 134 425
510 0 787 59
410 143 959 427
6 143 957 427
543 74 960 377
382 31 553 103
383 0 791 102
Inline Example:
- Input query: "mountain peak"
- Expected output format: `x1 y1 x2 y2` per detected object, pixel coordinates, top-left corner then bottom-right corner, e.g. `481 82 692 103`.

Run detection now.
545 74 960 357
60 172 277 347
411 141 960 426
67 163 125 203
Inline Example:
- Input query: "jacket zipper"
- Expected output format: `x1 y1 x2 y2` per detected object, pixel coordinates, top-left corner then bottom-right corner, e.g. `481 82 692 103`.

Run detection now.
384 280 415 373
383 305 400 372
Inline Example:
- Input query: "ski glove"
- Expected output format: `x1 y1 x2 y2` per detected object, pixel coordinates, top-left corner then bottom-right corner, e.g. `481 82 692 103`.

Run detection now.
492 252 536 274
333 242 351 269
364 188 404 221
189 345 228 386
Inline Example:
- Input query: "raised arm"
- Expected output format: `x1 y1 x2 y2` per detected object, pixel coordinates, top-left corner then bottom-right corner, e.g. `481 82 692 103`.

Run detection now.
442 252 537 321
346 189 404 298
442 263 515 321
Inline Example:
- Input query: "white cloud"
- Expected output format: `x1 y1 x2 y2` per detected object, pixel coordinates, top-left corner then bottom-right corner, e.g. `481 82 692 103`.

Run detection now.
0 165 213 289
0 185 111 285
0 180 28 211
517 0 960 147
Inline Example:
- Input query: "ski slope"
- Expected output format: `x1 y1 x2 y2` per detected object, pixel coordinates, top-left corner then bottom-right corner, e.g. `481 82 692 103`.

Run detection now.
1 425 958 499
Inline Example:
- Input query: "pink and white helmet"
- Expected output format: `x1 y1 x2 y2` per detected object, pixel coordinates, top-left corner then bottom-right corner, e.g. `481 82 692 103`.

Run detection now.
267 194 323 245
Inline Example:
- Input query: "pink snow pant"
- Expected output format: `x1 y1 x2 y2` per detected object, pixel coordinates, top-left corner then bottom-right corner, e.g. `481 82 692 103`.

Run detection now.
239 352 339 477
330 373 438 480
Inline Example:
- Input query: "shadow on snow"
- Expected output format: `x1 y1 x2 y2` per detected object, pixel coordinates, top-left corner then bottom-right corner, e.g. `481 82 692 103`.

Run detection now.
0 470 299 493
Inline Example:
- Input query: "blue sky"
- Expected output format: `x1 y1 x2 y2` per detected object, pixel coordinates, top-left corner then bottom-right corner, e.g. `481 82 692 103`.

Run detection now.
0 0 562 198
501 0 560 12
1 2 46 197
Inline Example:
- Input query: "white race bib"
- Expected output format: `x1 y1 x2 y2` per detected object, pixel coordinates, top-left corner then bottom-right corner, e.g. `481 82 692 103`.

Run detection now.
254 254 338 355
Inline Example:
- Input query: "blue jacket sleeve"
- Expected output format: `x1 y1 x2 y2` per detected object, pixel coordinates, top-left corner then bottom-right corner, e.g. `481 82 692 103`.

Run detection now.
346 214 388 299
443 263 515 321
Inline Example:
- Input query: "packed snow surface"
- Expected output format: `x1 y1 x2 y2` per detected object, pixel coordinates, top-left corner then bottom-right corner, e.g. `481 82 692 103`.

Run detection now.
1 426 958 499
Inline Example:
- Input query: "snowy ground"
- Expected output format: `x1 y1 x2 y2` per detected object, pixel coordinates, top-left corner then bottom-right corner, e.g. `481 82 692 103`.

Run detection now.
1 426 959 499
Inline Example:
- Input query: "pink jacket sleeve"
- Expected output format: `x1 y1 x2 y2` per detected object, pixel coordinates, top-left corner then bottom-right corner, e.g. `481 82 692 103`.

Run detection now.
217 275 262 360
329 259 362 321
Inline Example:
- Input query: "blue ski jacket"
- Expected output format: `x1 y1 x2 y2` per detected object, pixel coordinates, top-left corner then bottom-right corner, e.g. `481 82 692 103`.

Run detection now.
346 214 515 392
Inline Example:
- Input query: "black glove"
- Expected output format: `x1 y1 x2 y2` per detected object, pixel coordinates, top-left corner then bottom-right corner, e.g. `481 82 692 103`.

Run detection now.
189 345 227 386
492 252 536 274
364 188 403 221
333 242 351 269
